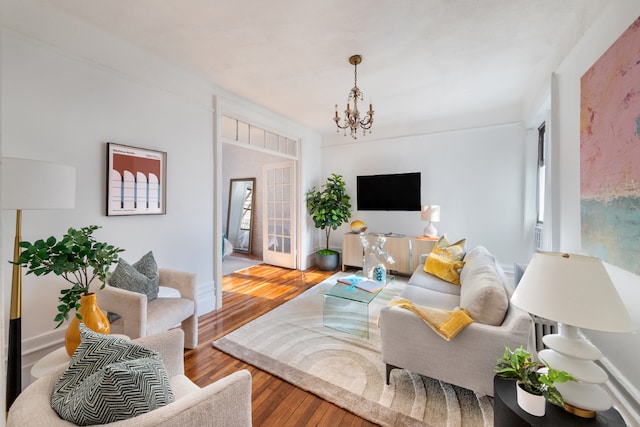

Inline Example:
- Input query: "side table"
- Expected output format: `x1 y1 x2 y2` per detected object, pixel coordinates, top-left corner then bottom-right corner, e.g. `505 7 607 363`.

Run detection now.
31 334 130 382
494 376 626 426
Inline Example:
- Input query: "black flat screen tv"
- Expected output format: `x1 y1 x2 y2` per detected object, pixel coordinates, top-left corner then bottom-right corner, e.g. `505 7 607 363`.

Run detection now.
356 172 421 211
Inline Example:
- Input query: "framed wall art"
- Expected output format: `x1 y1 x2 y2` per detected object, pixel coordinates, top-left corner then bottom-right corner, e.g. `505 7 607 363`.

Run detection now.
580 16 640 274
106 142 167 216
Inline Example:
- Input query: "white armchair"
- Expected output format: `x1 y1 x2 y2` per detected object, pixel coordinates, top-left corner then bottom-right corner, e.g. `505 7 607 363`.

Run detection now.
99 268 198 349
7 329 252 426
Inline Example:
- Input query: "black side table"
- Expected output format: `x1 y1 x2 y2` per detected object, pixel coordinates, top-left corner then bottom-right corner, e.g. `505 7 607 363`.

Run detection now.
494 376 626 426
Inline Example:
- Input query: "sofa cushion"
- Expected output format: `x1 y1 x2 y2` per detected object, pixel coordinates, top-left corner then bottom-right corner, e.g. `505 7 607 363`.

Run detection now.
110 251 160 302
51 323 175 425
401 284 461 311
459 247 509 325
408 263 462 295
433 235 466 261
424 253 465 285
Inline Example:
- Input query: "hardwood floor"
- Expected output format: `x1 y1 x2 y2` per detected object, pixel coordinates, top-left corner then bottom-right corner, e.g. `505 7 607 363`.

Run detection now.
184 264 377 427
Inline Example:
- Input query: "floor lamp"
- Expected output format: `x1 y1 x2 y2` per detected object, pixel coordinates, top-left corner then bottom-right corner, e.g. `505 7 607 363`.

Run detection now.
1 157 75 410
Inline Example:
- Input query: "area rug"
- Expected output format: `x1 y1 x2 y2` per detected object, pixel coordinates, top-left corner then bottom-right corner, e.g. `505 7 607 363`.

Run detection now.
222 255 263 276
213 272 493 427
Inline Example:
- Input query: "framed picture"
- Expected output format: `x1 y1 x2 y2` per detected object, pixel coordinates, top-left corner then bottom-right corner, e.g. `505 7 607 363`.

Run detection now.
106 142 167 216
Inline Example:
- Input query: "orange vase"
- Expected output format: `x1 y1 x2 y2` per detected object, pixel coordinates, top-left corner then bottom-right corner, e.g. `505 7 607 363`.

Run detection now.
64 292 110 356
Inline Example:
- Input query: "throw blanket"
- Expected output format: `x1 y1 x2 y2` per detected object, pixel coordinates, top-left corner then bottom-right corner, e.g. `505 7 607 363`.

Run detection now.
387 297 473 341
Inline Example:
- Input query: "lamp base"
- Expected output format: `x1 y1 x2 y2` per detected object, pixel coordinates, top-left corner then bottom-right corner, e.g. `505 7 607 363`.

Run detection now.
564 403 596 418
424 222 438 238
540 324 612 415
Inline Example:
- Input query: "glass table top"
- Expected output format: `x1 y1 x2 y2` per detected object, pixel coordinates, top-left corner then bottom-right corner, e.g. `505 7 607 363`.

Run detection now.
324 272 394 304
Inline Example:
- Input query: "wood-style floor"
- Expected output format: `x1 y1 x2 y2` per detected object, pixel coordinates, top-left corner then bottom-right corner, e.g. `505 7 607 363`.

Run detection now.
184 264 377 427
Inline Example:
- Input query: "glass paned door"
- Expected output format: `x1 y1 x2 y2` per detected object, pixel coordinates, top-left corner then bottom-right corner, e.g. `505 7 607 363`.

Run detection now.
262 161 295 268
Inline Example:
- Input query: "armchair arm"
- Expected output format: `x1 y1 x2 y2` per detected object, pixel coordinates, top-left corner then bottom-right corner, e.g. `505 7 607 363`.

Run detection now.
98 285 147 340
119 370 253 427
159 269 196 300
159 269 197 316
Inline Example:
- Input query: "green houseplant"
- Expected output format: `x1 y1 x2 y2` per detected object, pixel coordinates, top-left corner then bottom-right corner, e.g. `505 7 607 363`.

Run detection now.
495 346 574 415
305 173 352 270
14 225 124 354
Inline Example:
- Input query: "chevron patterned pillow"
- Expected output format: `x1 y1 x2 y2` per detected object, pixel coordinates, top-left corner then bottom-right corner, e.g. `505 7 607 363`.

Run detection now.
110 251 160 302
51 323 175 425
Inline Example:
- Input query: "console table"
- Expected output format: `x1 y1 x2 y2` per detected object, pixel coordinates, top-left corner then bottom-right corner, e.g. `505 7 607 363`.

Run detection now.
342 233 436 275
494 376 626 426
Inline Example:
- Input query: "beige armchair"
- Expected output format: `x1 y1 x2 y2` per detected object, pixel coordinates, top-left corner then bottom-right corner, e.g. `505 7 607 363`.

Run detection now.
99 268 198 349
8 329 252 426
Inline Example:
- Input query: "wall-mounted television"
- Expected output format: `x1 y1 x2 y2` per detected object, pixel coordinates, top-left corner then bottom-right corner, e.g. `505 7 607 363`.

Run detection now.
356 172 421 211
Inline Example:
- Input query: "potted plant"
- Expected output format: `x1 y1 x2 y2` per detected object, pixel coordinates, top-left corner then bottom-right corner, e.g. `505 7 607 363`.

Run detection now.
495 346 574 416
14 225 124 354
305 173 352 270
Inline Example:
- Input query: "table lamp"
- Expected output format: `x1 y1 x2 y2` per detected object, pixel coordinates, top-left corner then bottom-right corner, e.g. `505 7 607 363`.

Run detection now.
421 205 440 238
1 157 75 409
510 252 635 418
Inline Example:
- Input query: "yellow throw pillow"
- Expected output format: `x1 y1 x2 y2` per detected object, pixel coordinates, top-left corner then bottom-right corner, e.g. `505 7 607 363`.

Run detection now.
433 234 466 261
424 253 465 285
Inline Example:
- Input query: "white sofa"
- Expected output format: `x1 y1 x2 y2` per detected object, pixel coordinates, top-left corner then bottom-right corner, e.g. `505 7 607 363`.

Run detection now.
7 329 252 426
379 246 532 396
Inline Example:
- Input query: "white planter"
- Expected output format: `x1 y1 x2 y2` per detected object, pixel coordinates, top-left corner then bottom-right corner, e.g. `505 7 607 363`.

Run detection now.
516 382 546 416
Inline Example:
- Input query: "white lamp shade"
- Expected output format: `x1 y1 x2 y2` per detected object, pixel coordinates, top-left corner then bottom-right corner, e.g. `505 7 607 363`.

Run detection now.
421 205 440 222
511 252 635 333
1 157 76 210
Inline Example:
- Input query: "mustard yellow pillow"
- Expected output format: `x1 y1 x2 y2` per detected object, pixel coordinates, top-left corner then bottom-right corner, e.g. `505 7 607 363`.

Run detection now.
433 234 466 261
424 253 465 285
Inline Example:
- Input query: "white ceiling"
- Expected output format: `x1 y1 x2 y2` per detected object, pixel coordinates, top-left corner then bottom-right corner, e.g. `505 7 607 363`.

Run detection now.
44 0 607 136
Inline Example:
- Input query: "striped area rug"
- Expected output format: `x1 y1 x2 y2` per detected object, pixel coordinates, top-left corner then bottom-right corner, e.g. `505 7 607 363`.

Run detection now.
213 272 493 427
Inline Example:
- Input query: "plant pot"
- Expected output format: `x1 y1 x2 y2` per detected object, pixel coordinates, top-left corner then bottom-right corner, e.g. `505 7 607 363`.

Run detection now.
516 382 546 417
315 251 340 271
65 292 110 356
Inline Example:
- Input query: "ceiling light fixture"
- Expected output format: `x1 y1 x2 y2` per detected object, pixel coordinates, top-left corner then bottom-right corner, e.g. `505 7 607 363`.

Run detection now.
334 55 374 139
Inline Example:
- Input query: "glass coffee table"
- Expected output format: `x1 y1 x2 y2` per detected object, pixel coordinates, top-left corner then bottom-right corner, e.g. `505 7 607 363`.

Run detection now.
323 273 394 338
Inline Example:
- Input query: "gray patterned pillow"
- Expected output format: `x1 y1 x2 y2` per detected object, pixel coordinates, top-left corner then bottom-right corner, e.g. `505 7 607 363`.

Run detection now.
51 323 174 425
110 251 159 302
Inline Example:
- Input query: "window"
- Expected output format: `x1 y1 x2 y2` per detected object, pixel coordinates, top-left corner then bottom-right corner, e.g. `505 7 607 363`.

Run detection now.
536 123 546 224
221 115 298 158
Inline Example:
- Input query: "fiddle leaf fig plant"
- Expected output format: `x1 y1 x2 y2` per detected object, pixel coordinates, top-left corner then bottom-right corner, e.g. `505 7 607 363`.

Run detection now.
495 346 574 407
13 225 124 328
305 173 352 254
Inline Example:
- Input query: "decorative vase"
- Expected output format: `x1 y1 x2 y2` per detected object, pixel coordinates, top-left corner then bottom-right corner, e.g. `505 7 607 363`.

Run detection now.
360 234 394 282
64 292 110 356
516 382 546 417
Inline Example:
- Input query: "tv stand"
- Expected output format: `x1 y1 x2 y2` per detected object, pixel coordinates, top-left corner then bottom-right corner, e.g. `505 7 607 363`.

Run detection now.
342 233 436 275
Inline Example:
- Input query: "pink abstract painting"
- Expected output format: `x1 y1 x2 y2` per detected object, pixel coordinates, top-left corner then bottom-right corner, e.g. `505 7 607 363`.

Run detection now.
580 16 640 274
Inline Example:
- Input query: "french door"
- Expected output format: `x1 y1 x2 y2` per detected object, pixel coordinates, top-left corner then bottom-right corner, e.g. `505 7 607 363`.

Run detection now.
262 161 296 269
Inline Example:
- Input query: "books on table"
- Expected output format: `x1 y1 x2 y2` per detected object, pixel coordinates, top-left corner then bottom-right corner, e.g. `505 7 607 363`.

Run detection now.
337 275 385 293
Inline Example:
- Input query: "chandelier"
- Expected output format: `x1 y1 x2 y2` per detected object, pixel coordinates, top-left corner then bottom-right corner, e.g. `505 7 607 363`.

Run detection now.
334 55 374 139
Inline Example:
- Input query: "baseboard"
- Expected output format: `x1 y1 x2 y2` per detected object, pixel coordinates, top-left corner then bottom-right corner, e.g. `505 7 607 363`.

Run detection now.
21 328 66 388
196 280 215 316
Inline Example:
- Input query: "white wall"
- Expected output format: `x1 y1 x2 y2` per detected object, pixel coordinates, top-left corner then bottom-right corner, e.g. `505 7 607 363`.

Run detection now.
0 1 323 393
320 123 529 264
2 1 217 376
549 0 640 410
